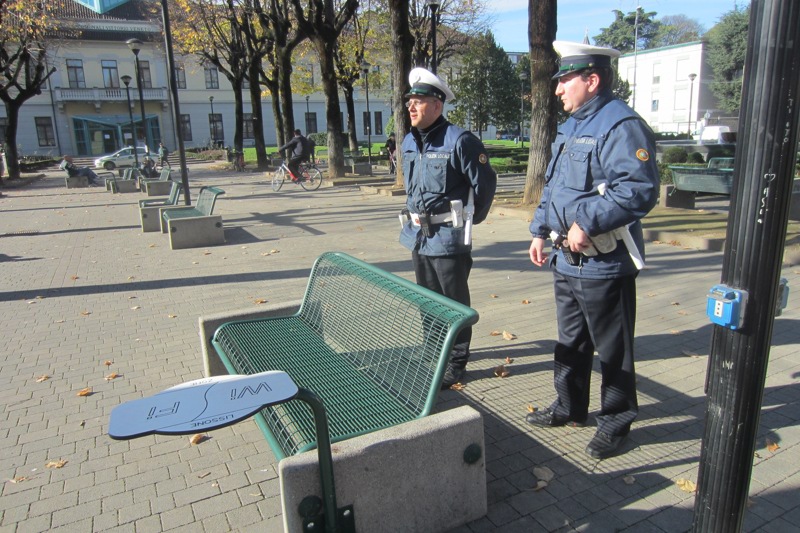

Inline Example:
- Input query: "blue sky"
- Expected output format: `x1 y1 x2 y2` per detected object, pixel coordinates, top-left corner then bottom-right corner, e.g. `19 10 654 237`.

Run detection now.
491 0 749 53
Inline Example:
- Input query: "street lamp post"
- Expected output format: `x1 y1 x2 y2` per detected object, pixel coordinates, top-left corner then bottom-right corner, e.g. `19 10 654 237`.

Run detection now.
208 96 216 145
426 0 440 74
305 95 310 133
121 75 139 172
687 73 697 135
519 71 528 149
126 38 152 163
361 61 373 176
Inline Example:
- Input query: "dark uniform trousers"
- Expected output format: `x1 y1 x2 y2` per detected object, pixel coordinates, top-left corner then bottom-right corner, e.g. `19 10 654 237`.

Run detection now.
551 269 638 437
412 250 473 367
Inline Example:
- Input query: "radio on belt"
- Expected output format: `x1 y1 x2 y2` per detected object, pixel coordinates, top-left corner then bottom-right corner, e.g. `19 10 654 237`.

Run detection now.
706 284 748 330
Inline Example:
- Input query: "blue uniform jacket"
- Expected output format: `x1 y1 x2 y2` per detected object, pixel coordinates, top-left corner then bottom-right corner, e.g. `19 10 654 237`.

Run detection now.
530 91 659 279
400 117 497 256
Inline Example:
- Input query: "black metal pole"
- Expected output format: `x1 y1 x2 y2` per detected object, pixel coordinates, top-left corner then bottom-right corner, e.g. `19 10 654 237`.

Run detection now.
122 79 139 172
363 67 372 175
160 0 191 205
692 1 800 531
131 49 152 161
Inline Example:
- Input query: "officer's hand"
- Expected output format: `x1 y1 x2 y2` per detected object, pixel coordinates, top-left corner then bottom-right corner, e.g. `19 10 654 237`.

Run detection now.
567 222 591 253
529 237 548 267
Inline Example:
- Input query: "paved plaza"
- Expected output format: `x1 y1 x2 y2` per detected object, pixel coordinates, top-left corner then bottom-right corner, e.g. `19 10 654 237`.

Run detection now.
0 164 798 532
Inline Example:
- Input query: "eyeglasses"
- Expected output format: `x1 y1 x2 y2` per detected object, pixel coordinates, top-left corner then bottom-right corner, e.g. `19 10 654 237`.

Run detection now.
405 99 433 109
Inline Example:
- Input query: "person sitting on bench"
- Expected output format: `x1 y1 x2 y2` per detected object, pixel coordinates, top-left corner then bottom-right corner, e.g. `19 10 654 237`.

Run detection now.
60 155 101 186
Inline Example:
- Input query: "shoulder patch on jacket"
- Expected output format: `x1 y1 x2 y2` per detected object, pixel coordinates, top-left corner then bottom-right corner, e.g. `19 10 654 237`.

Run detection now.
478 153 488 164
635 148 650 162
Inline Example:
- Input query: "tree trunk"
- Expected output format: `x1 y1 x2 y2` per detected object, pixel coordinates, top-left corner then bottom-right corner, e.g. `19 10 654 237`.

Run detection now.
2 101 21 181
314 38 345 177
248 60 269 170
277 50 296 141
389 0 412 188
342 84 359 151
523 0 558 206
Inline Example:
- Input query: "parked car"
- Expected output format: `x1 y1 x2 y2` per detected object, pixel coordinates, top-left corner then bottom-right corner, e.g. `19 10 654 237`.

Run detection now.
94 147 148 170
692 126 733 144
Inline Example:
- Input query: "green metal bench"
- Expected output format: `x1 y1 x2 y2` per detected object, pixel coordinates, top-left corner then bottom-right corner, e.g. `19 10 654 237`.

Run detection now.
669 166 734 195
209 251 479 460
159 186 225 249
140 167 173 196
139 180 182 232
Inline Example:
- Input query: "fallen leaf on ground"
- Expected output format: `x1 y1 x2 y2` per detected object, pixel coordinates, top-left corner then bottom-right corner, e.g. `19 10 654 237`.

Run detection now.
105 373 121 381
9 476 28 483
168 314 177 318
197 472 211 479
130 306 141 310
70 275 79 280
203 251 211 255
502 331 517 341
623 475 636 485
149 244 156 248
671 302 681 306
127 276 135 280
104 360 113 367
766 439 780 453
76 387 93 397
505 356 514 364
35 375 50 383
490 294 498 299
254 299 267 304
45 460 68 469
527 404 537 413
269 249 280 254
521 299 530 304
189 434 208 446
80 311 91 316
490 330 502 336
533 466 554 482
493 365 510 378
55 320 65 324
449 382 466 391
532 479 548 491
676 478 697 493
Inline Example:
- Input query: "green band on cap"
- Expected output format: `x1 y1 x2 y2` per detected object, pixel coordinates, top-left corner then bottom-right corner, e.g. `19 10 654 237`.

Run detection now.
559 62 593 73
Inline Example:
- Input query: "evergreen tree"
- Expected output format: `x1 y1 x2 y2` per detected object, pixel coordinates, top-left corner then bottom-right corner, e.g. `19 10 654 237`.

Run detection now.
706 6 749 113
594 8 661 53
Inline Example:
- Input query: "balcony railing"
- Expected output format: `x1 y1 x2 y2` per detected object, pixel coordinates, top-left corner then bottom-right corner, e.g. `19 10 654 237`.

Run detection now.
55 86 167 102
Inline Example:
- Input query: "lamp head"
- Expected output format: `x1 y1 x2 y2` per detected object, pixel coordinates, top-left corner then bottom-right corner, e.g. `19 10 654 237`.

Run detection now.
688 73 697 82
126 38 142 56
209 96 214 103
426 0 440 10
121 75 132 87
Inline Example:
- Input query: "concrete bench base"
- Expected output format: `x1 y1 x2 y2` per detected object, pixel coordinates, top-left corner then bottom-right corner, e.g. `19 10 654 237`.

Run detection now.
111 180 138 193
166 215 225 249
143 180 173 196
65 176 89 188
347 162 372 175
139 205 165 232
279 405 487 533
659 184 695 209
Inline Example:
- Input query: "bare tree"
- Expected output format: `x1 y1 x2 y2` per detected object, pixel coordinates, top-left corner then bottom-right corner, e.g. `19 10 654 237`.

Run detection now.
290 0 359 178
407 0 490 70
0 0 59 183
522 0 557 206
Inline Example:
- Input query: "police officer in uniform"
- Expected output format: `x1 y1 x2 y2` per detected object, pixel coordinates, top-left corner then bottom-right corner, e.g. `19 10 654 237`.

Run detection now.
399 67 497 388
526 42 659 459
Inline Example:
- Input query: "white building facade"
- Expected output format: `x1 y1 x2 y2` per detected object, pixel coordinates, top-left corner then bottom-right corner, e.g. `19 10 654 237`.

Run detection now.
618 41 735 135
1 0 390 158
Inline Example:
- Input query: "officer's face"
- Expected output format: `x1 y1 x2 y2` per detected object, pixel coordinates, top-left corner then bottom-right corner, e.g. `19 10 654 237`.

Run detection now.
555 71 599 114
407 97 442 129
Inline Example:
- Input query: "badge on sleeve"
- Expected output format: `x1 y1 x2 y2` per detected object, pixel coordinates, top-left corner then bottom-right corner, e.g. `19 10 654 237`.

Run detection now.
635 148 650 162
478 153 488 164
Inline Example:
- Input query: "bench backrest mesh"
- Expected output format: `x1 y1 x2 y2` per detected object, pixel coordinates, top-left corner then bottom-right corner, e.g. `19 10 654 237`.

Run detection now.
212 252 478 457
195 187 224 215
166 181 182 205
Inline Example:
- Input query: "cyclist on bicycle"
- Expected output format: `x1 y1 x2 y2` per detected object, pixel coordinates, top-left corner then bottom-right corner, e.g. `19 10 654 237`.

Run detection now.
278 129 310 182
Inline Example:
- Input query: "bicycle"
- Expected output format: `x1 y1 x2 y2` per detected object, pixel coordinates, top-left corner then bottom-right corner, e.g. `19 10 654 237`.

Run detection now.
272 160 322 191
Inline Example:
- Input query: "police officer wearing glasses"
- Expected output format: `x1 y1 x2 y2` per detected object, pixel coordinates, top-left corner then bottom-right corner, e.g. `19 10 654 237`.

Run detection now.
526 42 659 459
399 67 497 389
